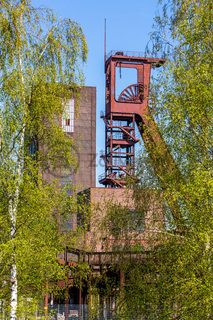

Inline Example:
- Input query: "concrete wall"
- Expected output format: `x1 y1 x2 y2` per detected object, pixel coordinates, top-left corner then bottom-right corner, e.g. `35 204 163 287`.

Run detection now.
42 86 96 192
72 87 96 191
82 187 165 252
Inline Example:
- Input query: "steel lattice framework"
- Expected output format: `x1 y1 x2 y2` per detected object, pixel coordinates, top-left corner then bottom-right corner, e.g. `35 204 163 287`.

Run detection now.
99 51 165 187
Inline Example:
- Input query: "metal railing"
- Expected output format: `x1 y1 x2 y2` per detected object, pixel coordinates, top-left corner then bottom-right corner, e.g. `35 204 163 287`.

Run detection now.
106 50 166 61
98 172 106 182
48 304 88 319
98 171 127 183
106 50 146 60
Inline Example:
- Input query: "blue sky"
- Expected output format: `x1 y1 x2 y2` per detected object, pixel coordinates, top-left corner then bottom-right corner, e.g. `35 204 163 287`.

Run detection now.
32 0 160 184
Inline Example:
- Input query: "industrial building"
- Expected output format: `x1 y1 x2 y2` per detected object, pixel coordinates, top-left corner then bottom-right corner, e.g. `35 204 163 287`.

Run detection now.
47 51 171 319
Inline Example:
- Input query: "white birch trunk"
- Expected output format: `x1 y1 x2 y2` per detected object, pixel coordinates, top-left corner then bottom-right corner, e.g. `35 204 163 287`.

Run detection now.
9 195 17 320
10 262 18 320
9 11 26 317
9 124 25 320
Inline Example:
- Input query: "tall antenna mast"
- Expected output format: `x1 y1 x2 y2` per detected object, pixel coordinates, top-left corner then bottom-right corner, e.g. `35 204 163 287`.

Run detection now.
104 18 107 72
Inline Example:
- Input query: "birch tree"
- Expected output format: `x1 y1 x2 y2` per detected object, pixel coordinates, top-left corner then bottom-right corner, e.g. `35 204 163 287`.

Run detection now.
0 0 87 318
132 0 212 318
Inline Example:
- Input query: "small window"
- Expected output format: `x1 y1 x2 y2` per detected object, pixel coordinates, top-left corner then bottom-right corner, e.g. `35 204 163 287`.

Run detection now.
65 119 70 126
62 99 74 133
128 209 144 232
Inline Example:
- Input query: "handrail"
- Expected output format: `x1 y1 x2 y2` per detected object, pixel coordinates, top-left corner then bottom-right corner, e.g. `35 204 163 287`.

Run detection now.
106 50 165 61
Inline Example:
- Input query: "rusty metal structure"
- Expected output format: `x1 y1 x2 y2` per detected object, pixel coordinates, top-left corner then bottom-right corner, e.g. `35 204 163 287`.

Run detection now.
99 51 166 188
46 51 183 317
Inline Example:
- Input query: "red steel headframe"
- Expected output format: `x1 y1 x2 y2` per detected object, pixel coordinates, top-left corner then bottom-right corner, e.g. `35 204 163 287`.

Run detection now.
99 51 166 188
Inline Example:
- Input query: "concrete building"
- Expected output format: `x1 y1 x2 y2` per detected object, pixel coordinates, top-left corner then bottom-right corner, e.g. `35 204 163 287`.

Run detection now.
77 187 164 253
43 86 96 192
71 87 96 191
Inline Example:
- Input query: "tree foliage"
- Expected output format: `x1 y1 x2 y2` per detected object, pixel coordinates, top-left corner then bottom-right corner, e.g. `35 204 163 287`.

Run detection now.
0 0 87 317
101 1 212 319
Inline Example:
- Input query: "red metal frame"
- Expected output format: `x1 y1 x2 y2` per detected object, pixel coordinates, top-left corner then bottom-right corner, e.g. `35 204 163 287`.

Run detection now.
99 51 165 187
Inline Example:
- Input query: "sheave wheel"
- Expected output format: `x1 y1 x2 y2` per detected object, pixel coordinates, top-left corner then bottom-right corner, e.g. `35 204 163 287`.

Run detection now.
118 84 144 102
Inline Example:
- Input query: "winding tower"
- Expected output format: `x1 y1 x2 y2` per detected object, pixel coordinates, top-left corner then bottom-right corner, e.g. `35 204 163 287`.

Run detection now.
99 51 165 188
